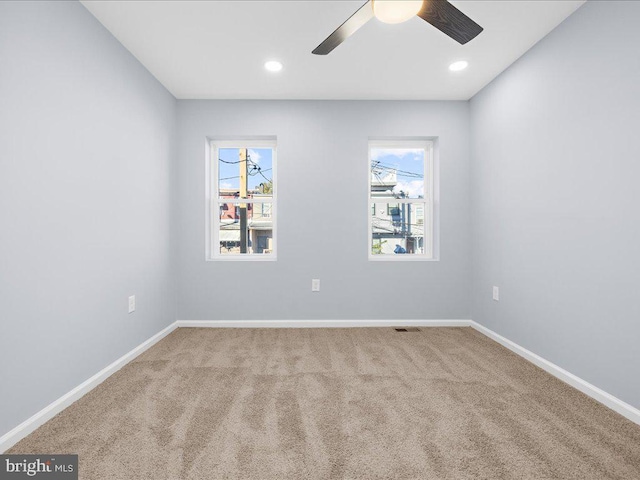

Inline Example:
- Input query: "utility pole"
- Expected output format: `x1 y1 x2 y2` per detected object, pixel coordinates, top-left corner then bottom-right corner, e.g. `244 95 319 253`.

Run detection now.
239 148 248 253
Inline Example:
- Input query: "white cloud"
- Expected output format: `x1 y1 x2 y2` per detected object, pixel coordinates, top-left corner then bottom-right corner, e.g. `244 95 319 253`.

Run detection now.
248 149 261 164
371 148 423 161
220 181 233 189
393 180 424 198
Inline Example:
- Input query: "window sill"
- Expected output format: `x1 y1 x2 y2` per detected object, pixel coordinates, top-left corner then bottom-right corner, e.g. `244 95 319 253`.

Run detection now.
368 255 439 262
207 255 277 262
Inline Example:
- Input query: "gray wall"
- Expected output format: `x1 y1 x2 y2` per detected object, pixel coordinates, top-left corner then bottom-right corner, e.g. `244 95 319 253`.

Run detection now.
3 0 637 443
470 1 640 408
0 1 177 437
176 100 471 320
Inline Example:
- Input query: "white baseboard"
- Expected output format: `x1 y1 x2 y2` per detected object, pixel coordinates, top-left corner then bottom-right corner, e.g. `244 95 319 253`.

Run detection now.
176 319 473 328
470 321 640 426
3 318 637 454
0 321 178 453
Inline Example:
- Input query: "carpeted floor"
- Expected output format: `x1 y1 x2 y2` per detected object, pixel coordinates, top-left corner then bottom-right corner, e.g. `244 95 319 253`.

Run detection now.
8 327 640 479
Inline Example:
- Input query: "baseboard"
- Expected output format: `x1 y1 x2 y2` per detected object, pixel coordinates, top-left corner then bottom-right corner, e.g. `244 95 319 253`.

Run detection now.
176 319 473 328
0 321 178 453
470 321 640 426
5 318 636 453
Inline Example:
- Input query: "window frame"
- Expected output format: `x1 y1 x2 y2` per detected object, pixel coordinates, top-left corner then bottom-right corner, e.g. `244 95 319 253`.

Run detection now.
206 138 277 261
368 139 438 261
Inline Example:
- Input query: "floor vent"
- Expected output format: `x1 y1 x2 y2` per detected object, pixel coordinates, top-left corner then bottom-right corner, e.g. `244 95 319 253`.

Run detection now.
394 327 420 332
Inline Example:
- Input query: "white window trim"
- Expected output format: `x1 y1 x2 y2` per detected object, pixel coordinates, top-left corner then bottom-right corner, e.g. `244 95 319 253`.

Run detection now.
206 138 277 261
368 139 439 261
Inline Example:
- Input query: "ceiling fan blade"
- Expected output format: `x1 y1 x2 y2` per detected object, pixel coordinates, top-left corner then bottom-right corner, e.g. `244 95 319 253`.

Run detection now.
417 0 483 45
312 1 374 55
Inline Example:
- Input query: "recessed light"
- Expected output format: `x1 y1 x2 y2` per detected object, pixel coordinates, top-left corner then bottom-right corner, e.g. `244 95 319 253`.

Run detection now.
449 60 468 72
264 60 283 72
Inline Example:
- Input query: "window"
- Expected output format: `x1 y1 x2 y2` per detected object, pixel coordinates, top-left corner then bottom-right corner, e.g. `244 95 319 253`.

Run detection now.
368 140 437 260
207 139 276 260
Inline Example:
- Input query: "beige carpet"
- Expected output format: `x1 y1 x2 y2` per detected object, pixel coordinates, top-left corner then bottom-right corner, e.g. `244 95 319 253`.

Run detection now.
8 327 640 479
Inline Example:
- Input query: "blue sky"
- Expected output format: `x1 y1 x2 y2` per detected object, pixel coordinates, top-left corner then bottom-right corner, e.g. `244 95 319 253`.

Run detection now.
217 146 424 198
218 148 273 193
371 148 425 198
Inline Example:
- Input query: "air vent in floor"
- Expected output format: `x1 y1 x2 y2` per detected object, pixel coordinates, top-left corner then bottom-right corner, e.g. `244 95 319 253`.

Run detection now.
394 327 420 332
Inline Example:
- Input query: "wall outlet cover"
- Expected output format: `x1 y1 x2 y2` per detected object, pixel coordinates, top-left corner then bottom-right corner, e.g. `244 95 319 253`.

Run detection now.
128 295 136 313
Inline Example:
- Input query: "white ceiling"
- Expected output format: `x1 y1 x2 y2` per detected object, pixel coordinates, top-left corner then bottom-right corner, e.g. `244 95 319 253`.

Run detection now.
81 0 585 100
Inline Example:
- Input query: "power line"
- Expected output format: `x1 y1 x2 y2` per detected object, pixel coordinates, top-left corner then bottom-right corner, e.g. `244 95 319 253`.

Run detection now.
220 169 271 182
373 166 423 179
372 216 425 229
218 157 247 165
218 154 273 183
248 154 272 184
371 161 424 178
372 169 386 185
257 170 271 183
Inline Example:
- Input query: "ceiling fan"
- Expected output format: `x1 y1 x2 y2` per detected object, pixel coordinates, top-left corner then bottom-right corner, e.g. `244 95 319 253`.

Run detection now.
312 0 483 55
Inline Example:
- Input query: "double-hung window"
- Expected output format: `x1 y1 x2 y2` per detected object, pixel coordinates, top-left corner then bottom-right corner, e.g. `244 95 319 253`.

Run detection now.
207 139 276 260
368 139 437 260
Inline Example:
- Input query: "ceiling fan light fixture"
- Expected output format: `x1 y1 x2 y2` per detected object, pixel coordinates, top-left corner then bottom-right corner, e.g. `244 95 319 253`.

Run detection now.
373 0 424 25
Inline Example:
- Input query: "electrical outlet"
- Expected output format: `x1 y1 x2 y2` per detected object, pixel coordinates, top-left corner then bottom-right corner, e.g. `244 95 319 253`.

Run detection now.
492 286 499 302
128 295 136 313
312 279 320 292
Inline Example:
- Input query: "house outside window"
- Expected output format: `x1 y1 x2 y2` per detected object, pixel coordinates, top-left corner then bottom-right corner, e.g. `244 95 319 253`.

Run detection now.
368 139 437 260
207 139 276 260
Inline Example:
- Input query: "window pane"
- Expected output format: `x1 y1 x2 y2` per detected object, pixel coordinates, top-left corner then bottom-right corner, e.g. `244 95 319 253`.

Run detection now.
218 202 273 255
218 147 274 199
371 202 426 256
371 147 425 199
